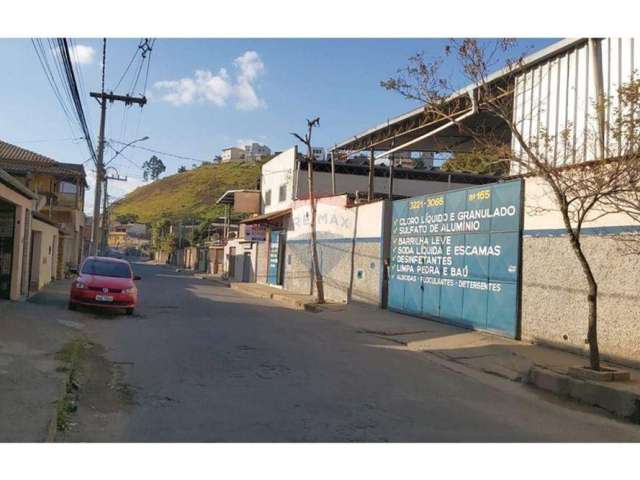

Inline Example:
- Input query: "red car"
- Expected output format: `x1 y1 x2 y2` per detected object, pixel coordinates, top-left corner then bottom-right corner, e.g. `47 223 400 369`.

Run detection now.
69 256 141 315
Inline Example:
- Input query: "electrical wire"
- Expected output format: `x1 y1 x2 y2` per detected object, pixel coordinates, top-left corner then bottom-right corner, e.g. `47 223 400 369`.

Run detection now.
31 39 80 140
109 139 206 163
54 38 98 165
68 38 93 134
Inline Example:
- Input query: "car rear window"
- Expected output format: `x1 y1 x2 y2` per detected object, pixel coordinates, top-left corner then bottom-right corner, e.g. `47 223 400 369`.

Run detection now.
81 259 132 278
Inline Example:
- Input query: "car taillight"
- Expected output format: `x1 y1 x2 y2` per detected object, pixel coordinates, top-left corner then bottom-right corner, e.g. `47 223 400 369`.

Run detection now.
74 281 87 289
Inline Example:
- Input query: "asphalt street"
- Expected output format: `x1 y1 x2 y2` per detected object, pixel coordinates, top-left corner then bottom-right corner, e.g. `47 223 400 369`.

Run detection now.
59 262 640 442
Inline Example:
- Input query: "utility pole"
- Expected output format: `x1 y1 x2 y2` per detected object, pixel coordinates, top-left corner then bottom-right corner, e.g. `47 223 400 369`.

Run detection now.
101 171 127 254
291 117 324 304
89 38 148 256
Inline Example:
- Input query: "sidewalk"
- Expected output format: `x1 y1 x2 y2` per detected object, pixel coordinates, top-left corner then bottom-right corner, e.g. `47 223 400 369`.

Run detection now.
229 283 640 423
0 280 83 441
333 303 640 422
229 282 321 311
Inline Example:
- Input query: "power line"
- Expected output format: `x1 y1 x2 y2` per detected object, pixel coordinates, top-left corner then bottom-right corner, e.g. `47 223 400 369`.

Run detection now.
68 38 93 134
110 139 206 163
31 39 80 140
55 38 98 166
113 46 140 92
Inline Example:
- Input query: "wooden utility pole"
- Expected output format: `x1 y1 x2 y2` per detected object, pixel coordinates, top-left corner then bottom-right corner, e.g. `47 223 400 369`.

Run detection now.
291 118 325 304
89 39 147 256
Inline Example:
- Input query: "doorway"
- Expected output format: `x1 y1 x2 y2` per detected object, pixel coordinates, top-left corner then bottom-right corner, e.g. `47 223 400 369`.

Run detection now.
241 252 253 282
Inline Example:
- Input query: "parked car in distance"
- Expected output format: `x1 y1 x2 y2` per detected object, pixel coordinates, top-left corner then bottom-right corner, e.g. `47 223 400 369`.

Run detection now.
68 256 141 315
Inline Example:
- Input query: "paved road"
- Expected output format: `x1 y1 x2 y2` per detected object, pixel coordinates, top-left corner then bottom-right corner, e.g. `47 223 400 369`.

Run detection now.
60 262 640 442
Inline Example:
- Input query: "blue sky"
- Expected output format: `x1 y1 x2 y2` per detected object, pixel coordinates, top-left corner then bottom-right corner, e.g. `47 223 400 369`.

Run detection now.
0 38 557 213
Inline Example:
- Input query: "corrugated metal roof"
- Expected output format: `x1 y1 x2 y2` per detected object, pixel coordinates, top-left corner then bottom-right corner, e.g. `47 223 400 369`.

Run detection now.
333 38 585 151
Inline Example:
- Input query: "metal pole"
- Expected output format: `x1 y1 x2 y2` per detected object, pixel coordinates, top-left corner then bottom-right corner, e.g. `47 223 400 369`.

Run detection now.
589 38 606 161
368 147 375 201
330 148 336 195
388 153 395 200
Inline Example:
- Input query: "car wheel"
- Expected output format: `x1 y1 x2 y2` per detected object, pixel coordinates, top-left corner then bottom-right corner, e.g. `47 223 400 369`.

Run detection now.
125 308 134 316
68 301 77 311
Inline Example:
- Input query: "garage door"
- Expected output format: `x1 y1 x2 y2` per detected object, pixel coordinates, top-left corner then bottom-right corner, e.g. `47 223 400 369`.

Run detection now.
388 180 523 338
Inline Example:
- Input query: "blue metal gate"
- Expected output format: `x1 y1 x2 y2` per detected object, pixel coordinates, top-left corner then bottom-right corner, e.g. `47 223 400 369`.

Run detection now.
388 180 523 338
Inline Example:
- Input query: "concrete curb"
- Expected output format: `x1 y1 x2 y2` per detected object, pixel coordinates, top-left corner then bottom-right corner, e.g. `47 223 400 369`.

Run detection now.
230 284 312 310
529 366 640 422
209 277 231 288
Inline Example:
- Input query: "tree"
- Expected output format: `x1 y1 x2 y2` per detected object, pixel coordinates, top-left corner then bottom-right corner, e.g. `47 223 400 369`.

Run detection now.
291 117 325 304
441 148 510 176
142 155 166 181
151 219 176 254
115 213 139 224
382 38 639 371
178 165 187 173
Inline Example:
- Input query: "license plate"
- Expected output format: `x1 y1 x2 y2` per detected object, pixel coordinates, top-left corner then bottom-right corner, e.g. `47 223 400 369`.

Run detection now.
95 294 114 302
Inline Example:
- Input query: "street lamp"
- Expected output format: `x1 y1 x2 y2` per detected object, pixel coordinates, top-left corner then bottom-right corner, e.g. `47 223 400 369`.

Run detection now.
106 136 149 166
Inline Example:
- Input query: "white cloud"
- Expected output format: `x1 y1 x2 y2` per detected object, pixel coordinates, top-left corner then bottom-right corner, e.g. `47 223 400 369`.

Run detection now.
152 50 266 110
51 43 96 66
70 44 96 64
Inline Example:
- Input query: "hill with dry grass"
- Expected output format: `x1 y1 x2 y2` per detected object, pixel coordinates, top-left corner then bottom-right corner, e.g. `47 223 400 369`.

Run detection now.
111 162 261 224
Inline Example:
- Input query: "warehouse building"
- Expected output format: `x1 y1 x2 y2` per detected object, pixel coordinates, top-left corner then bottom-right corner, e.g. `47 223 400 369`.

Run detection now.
333 37 640 364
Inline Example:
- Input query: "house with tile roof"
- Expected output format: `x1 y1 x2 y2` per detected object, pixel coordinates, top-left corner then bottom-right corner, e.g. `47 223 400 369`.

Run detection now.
0 140 88 279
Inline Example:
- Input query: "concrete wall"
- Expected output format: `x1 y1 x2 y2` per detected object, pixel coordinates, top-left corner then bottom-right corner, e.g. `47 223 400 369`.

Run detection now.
521 176 640 365
255 240 269 284
261 147 297 214
233 191 261 213
172 247 199 269
223 239 257 282
283 197 386 305
31 218 58 291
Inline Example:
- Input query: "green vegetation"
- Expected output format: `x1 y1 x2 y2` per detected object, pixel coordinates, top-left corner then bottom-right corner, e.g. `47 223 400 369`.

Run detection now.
55 337 90 431
111 161 261 224
441 149 510 176
151 219 177 253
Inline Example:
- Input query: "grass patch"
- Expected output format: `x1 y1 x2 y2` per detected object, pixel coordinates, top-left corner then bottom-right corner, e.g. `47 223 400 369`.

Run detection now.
55 337 90 431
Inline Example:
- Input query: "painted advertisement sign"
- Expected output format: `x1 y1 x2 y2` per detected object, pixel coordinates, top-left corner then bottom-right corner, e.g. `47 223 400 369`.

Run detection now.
245 224 267 241
267 230 284 285
388 180 523 338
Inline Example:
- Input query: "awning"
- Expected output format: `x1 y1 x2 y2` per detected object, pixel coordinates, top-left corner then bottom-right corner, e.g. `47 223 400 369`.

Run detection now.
240 208 292 224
